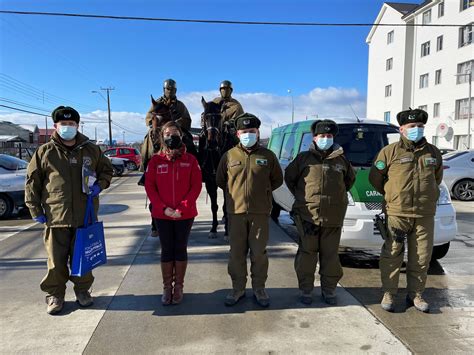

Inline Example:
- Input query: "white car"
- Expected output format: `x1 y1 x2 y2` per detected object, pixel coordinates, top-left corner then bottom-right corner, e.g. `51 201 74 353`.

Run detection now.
442 150 474 201
269 118 457 260
0 154 28 218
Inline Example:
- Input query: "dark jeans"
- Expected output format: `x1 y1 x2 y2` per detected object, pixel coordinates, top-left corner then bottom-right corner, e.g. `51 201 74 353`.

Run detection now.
154 218 194 262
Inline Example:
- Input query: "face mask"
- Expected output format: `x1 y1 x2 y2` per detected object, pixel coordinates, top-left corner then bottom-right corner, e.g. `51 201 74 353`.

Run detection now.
316 137 333 151
164 135 182 149
57 125 77 141
406 127 424 143
240 132 258 148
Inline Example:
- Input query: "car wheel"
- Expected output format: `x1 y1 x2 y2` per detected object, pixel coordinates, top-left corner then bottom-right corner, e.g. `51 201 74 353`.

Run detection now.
0 194 13 219
453 179 474 201
431 242 450 260
127 161 137 170
271 198 281 223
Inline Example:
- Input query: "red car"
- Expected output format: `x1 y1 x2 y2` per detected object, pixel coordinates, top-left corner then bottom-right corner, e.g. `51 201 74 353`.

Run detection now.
104 147 141 170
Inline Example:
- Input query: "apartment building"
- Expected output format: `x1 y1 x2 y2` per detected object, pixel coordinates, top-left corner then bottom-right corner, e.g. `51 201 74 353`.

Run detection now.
366 0 473 149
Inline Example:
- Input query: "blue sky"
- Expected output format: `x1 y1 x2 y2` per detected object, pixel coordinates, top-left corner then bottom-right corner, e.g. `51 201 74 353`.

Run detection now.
0 0 413 141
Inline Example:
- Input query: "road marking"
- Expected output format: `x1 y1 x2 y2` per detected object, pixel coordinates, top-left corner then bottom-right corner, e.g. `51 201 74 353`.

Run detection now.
0 222 36 242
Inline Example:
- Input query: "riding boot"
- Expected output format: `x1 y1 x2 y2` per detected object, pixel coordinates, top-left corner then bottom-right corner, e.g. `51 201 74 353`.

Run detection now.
160 262 174 305
172 261 188 305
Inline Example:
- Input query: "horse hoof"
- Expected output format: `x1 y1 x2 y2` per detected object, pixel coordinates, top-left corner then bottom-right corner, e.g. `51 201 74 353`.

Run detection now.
209 233 218 239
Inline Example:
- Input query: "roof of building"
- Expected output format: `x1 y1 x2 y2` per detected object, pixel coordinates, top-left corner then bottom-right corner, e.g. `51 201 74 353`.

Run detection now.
401 0 434 18
0 121 33 137
19 124 39 133
38 128 55 135
385 2 419 15
0 135 26 142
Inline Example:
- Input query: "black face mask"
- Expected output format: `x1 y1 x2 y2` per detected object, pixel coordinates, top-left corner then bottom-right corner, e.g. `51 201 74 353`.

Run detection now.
164 135 182 149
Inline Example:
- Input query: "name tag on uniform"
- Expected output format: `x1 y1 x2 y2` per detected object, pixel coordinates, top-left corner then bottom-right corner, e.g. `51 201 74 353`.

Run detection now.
70 157 78 164
157 164 168 174
256 158 268 166
333 164 344 172
180 162 190 168
399 156 413 164
229 160 242 168
424 157 437 166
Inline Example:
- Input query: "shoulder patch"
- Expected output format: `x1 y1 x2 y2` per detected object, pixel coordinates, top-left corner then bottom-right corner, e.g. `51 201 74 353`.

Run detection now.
256 158 268 166
375 160 386 170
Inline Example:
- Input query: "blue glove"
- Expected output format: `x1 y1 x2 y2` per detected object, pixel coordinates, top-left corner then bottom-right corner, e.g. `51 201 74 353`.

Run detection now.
90 184 101 198
33 215 47 224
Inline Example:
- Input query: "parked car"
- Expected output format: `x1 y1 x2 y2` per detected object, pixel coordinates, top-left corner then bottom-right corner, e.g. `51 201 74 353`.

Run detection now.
0 154 28 218
442 149 474 201
269 118 457 260
104 147 141 170
108 156 128 177
439 148 456 155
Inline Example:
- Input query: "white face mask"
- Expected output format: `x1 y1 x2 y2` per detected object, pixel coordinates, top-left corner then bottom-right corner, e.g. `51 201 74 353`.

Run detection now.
57 125 77 140
239 132 258 147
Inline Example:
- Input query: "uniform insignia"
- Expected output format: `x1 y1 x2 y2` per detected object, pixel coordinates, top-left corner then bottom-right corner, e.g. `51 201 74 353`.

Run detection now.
256 158 268 166
180 162 190 167
70 157 77 164
400 157 413 164
333 164 344 172
157 164 168 174
375 160 386 170
424 157 437 166
64 113 71 119
243 119 250 125
83 156 92 166
408 114 416 120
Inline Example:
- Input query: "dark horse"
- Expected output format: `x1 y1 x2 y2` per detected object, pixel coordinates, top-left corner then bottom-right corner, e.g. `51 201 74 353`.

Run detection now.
198 97 239 239
148 95 198 159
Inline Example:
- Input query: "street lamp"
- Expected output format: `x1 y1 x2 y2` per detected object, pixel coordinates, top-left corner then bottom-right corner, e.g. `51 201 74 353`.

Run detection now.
287 89 294 124
92 87 114 146
122 131 125 144
454 71 472 149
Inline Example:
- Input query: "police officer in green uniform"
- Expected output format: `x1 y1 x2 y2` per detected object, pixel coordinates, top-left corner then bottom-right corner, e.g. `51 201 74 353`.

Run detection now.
145 79 192 130
25 106 113 315
211 80 244 124
285 120 355 305
369 108 443 313
216 113 283 307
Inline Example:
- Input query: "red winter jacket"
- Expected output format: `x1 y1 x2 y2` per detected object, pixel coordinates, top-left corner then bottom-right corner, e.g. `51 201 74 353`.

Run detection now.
145 149 202 220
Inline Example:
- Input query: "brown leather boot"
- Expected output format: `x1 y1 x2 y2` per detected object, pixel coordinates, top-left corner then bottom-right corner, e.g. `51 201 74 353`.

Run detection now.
172 261 188 305
161 262 174 305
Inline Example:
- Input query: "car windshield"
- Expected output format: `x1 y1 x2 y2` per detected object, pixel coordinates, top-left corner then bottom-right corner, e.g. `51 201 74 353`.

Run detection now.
334 124 400 167
0 155 28 171
443 151 467 161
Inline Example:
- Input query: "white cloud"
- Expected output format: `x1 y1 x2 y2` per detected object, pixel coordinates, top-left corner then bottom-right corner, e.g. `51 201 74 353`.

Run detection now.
1 87 366 141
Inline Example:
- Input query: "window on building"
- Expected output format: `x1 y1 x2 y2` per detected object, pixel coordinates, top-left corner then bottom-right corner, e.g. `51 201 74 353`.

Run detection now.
419 73 429 88
422 9 432 24
433 103 440 118
460 0 472 11
454 135 469 150
384 111 391 122
459 23 473 47
432 136 439 146
418 105 428 113
438 2 445 17
455 98 474 119
435 69 442 85
421 41 430 56
387 30 394 44
457 60 473 84
386 58 393 71
385 84 392 97
437 35 443 51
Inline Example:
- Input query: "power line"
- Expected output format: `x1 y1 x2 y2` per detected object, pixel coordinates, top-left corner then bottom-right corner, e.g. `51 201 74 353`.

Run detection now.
0 10 467 27
0 98 51 113
0 104 50 117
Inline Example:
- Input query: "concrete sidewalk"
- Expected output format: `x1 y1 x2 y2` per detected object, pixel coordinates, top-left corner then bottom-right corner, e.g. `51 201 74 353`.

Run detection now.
1 174 409 354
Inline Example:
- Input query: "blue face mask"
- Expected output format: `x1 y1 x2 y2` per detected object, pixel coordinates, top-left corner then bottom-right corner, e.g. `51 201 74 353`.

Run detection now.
240 132 258 148
316 137 333 151
406 127 424 143
57 125 77 141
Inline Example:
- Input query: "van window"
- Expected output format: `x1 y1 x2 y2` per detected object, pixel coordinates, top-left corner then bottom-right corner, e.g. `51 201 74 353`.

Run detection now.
280 133 296 160
299 132 314 152
269 134 283 157
335 125 400 167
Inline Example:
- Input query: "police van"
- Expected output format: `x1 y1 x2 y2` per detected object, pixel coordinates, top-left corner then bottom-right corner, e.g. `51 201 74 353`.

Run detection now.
269 118 457 259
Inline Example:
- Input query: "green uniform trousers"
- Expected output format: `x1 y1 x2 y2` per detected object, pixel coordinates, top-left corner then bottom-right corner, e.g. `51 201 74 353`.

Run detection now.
380 215 434 296
40 227 94 298
227 214 269 291
294 216 343 292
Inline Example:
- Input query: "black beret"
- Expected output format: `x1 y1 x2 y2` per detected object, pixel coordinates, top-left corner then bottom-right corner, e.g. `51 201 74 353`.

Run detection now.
235 112 261 130
311 119 339 136
51 106 80 123
396 108 428 126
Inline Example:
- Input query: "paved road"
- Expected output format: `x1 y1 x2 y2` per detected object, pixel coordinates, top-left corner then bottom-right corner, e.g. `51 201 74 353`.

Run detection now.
1 173 409 354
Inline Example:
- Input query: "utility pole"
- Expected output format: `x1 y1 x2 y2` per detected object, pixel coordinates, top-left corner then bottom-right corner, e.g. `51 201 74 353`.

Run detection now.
102 87 114 146
122 130 125 144
44 116 48 143
95 127 97 141
288 89 294 124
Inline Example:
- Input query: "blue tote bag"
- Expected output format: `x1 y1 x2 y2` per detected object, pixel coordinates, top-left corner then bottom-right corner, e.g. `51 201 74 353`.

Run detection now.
71 195 107 277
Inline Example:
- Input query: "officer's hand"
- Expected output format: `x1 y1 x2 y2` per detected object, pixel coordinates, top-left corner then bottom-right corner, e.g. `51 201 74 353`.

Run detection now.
90 184 101 198
33 215 47 224
164 207 175 217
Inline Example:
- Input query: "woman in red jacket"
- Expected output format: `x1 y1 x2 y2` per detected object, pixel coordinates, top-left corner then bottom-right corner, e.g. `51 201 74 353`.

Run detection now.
145 121 202 305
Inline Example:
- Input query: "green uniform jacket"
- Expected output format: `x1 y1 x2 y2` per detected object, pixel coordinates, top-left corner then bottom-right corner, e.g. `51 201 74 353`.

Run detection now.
140 128 159 172
25 132 113 227
216 144 283 215
368 136 443 218
145 96 192 130
285 144 356 227
211 97 244 122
